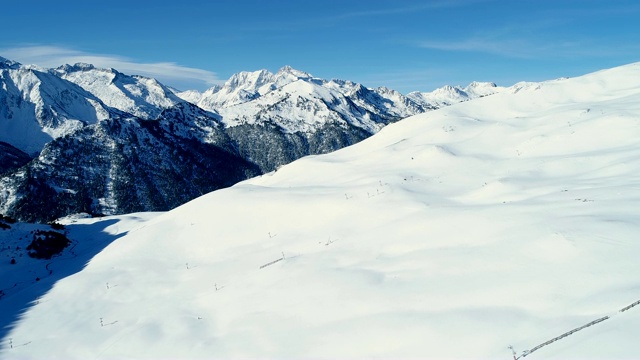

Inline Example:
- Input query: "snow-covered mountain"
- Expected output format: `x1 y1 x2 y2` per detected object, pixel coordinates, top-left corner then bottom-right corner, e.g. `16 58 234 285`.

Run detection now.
182 65 429 133
2 62 639 359
53 63 185 119
0 57 114 155
0 56 496 160
0 56 20 70
182 66 497 134
0 103 259 222
0 97 384 222
407 81 504 107
0 60 456 222
0 56 504 222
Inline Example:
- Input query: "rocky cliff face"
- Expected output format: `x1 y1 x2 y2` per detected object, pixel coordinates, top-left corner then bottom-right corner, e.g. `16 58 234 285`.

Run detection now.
0 104 260 222
0 142 31 175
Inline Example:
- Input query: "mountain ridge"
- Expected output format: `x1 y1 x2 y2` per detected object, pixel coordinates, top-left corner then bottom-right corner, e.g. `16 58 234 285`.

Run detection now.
0 63 116 155
53 63 186 119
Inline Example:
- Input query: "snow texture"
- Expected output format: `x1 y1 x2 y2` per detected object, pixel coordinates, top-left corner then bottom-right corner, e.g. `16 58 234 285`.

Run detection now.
0 64 113 155
54 63 185 119
2 62 640 359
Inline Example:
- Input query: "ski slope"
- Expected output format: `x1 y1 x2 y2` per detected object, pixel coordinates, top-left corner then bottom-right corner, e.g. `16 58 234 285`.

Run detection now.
2 63 640 359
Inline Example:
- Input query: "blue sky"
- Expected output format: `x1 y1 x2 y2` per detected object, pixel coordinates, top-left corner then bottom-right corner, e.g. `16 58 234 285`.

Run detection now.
1 0 639 93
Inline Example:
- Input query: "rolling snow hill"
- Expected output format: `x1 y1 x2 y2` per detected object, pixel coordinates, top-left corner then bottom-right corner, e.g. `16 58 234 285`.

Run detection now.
2 62 640 359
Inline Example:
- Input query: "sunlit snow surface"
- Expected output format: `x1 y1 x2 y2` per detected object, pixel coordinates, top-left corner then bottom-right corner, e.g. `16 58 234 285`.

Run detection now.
3 63 640 359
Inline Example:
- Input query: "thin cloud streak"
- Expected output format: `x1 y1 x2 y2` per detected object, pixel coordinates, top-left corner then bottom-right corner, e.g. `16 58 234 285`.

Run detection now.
418 36 640 59
416 11 640 60
418 38 534 58
328 0 494 20
237 0 496 35
1 45 222 90
546 2 640 18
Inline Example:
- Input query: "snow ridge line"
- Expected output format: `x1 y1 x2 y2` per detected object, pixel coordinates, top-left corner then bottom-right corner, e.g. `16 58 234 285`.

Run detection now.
516 297 640 359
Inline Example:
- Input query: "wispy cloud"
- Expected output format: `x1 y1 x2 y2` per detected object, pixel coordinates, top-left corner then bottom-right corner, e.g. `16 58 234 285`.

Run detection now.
416 9 640 60
545 2 640 18
415 7 640 61
419 35 640 59
239 0 496 34
328 0 494 20
0 45 222 90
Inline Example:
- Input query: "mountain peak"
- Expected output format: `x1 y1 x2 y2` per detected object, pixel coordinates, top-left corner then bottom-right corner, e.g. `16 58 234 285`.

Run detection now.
56 62 97 72
0 56 21 69
406 81 501 108
375 86 399 95
52 61 184 119
433 85 466 96
463 81 504 98
467 81 497 88
276 65 312 80
226 69 273 88
54 63 123 78
195 67 320 110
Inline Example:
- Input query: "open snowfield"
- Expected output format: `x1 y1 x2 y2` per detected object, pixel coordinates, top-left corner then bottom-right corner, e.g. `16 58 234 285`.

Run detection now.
2 63 640 359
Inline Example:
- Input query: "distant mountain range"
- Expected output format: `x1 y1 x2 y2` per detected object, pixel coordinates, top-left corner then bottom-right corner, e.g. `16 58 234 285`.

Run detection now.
0 56 503 222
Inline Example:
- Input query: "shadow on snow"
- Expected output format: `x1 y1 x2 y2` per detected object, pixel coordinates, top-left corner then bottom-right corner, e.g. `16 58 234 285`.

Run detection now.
0 218 127 349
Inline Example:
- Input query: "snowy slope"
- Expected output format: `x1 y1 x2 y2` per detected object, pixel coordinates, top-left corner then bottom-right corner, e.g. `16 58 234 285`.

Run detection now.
4 62 640 359
192 66 320 110
407 81 504 107
218 78 389 133
185 66 429 132
0 59 112 154
175 89 205 105
54 63 185 119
